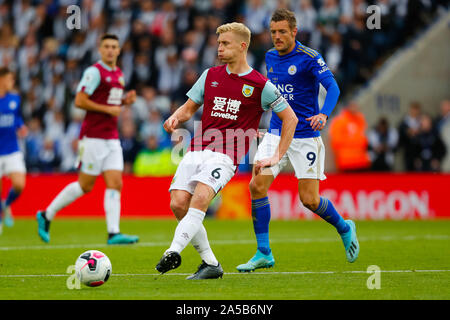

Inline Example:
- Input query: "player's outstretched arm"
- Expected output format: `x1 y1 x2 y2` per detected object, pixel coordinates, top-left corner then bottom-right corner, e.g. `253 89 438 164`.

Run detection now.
255 106 298 175
163 98 201 133
75 91 121 117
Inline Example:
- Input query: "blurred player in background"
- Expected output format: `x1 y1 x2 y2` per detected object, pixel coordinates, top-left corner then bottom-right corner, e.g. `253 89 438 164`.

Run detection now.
156 22 298 279
36 34 139 245
237 9 359 272
0 67 27 234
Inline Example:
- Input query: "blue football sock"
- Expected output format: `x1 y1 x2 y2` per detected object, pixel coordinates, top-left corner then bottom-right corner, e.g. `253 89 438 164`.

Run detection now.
314 197 350 234
0 200 3 221
252 197 271 255
5 188 21 206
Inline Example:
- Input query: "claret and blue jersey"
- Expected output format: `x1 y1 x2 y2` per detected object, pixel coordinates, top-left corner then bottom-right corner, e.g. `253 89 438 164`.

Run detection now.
265 40 339 139
0 92 23 156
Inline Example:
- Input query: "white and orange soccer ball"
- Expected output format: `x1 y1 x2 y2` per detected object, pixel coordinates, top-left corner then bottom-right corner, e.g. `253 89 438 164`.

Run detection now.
75 250 112 287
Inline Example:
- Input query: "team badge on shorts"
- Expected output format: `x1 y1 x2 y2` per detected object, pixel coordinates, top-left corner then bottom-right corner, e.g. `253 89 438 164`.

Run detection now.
242 84 254 98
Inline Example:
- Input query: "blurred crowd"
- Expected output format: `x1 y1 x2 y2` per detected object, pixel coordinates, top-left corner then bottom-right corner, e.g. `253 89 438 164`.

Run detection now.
0 0 448 174
329 99 450 173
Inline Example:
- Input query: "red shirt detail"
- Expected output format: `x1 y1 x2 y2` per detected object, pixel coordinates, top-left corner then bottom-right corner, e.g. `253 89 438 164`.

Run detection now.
190 65 268 165
79 62 124 140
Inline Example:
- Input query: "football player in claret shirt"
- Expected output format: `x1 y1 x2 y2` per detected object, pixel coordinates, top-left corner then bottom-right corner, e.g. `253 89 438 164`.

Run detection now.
0 67 27 234
236 9 359 273
155 22 298 279
36 34 139 245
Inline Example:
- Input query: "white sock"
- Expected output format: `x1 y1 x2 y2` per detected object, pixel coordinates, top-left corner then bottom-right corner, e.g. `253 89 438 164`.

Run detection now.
191 224 219 266
46 182 84 220
104 189 121 234
167 208 205 254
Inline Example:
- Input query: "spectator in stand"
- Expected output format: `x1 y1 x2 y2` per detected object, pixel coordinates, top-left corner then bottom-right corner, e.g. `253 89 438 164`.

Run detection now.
133 134 177 177
24 117 44 172
120 119 143 175
368 117 399 171
434 99 450 134
413 113 447 172
329 101 371 172
398 101 422 171
38 137 61 173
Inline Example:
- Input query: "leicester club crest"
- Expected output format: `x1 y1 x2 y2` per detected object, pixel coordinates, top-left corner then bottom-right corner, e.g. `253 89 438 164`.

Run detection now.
242 84 254 97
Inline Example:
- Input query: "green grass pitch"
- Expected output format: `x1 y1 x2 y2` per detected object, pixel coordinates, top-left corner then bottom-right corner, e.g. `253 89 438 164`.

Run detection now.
0 218 449 300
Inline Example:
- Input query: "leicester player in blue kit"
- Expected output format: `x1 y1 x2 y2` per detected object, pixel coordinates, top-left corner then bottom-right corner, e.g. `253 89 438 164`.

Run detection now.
0 67 27 234
237 9 359 272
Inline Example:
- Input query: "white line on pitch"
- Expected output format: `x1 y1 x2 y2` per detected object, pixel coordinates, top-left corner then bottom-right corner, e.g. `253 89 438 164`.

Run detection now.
0 234 448 251
1 269 450 278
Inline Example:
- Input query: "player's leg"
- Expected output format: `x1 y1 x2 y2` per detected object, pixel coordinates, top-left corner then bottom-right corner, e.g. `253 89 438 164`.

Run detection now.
157 183 217 274
236 167 276 272
165 183 215 253
293 137 359 262
103 169 138 245
236 133 284 272
298 178 359 263
170 190 219 268
36 172 94 243
3 171 26 227
2 152 26 227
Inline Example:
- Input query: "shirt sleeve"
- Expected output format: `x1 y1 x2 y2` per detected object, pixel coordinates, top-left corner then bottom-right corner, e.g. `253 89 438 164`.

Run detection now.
186 69 209 105
76 66 101 96
261 81 289 113
319 76 340 117
306 53 334 82
14 96 24 129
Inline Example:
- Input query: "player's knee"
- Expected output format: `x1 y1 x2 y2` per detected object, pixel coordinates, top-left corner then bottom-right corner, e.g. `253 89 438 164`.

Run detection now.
300 193 320 211
79 181 94 193
111 181 123 192
170 198 189 218
190 192 211 211
249 178 268 198
12 181 25 193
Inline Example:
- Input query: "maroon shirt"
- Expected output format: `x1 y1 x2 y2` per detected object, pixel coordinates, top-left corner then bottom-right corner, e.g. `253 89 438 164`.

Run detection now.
78 62 125 140
190 65 268 165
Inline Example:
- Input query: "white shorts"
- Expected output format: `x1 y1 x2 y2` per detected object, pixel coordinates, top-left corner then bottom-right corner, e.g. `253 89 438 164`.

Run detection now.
77 137 123 176
254 133 326 180
169 150 237 194
0 151 26 178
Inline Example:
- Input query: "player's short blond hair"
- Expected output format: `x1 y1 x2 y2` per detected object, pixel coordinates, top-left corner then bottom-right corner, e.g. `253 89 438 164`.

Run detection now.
216 22 251 49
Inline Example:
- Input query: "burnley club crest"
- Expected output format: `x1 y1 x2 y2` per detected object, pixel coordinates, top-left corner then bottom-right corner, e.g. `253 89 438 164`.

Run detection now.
242 84 254 98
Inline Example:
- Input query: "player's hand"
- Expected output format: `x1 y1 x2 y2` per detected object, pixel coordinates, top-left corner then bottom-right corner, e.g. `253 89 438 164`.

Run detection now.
163 116 179 133
122 90 137 105
17 125 28 138
306 113 328 131
254 130 265 139
254 156 279 176
107 106 122 117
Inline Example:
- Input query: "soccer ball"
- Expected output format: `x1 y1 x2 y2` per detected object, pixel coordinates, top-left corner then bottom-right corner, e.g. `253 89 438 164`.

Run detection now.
75 250 112 287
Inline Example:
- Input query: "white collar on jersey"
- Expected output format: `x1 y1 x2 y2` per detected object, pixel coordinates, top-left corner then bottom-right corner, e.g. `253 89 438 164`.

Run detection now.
98 60 117 72
226 65 253 77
